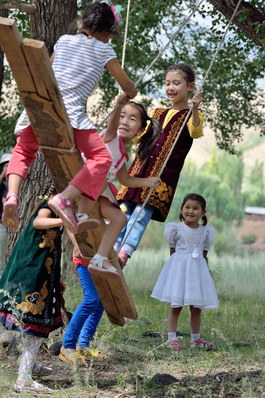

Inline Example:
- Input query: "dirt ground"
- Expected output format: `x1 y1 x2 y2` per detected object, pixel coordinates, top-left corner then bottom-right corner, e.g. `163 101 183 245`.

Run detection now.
0 330 264 398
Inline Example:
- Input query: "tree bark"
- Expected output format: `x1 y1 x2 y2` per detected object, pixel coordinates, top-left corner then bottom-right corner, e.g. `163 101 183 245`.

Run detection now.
30 0 77 55
7 0 78 258
208 0 265 46
0 8 8 99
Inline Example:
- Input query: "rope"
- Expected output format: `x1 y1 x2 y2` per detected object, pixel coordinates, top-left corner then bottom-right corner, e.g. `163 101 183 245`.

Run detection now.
121 0 131 69
97 0 204 129
135 0 204 87
116 0 243 254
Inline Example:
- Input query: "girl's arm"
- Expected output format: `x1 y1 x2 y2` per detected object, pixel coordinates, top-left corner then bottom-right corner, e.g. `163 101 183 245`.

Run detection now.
50 53 55 63
103 94 130 143
203 249 208 263
33 208 64 229
105 58 137 99
116 164 161 189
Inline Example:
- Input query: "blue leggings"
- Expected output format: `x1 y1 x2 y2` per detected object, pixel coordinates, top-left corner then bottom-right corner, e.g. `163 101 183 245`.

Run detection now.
63 265 104 348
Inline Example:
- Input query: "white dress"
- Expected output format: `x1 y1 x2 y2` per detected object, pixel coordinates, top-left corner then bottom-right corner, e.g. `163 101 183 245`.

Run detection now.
151 222 219 309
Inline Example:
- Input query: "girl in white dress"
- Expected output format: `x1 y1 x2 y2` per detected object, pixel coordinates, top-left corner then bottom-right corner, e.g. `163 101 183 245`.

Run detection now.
151 193 219 349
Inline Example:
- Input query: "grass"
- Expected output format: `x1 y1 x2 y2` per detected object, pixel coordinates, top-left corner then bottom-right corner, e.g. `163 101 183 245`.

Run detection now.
0 250 264 397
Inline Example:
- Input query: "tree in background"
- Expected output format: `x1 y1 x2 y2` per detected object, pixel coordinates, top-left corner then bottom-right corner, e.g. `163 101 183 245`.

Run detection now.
244 160 265 206
0 0 264 255
0 0 264 152
0 0 79 252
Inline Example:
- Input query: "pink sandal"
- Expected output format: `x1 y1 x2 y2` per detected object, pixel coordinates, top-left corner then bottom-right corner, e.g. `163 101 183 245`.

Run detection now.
118 250 130 269
48 194 100 234
2 193 19 230
76 213 100 233
48 193 78 234
167 339 182 350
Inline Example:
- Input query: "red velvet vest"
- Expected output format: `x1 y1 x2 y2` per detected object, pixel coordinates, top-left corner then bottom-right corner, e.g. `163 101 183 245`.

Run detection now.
116 108 193 222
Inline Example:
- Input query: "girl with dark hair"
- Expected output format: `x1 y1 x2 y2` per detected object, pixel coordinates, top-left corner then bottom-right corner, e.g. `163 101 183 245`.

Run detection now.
0 190 64 393
116 63 204 267
151 193 219 350
59 94 162 363
3 2 137 235
88 94 161 274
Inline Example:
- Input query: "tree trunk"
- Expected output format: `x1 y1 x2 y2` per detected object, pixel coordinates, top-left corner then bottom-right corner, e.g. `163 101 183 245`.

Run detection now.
0 9 8 99
30 0 78 55
8 1 78 262
208 0 265 46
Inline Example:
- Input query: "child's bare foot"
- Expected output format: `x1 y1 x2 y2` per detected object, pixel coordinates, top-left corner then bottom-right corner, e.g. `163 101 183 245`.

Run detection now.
89 253 119 277
2 193 19 229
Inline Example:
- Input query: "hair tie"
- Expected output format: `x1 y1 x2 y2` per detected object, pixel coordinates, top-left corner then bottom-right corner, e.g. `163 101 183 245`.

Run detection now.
38 195 50 200
110 4 123 26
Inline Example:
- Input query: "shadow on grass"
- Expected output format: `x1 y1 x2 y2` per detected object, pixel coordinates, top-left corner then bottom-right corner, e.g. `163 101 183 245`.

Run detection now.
136 370 264 398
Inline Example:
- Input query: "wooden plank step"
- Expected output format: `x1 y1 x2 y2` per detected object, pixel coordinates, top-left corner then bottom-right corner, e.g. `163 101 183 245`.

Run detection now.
0 17 138 325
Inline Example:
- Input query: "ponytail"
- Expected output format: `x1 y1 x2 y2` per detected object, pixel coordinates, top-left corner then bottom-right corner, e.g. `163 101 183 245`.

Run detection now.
137 117 161 162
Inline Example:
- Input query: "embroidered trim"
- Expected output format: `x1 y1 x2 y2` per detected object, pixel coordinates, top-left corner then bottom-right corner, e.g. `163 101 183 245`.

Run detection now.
16 281 48 315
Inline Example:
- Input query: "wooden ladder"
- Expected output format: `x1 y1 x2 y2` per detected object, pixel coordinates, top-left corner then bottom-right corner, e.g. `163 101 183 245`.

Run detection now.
0 17 137 326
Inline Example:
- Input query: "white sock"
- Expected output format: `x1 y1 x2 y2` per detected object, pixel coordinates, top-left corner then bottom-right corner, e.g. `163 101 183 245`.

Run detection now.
168 332 177 341
191 333 200 342
17 335 44 383
122 243 134 257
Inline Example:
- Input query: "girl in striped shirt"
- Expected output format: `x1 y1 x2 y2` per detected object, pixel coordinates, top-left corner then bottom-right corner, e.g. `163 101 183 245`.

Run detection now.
3 2 137 234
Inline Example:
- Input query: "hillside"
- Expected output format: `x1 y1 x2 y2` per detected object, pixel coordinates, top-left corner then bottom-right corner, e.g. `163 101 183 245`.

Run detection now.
188 125 265 173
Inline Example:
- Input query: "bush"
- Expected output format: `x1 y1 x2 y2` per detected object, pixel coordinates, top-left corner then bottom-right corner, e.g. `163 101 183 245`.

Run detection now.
241 234 257 244
213 230 240 256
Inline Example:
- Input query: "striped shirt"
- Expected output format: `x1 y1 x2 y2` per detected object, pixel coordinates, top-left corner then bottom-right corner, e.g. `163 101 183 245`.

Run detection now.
15 34 116 133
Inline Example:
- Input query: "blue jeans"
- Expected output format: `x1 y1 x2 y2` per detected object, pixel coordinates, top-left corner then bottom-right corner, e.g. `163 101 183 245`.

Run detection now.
116 202 154 253
63 265 104 349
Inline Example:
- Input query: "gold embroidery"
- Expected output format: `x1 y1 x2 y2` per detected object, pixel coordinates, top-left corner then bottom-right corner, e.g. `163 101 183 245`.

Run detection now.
39 229 57 252
16 281 48 315
45 257 53 274
141 112 187 203
117 109 188 219
153 182 172 203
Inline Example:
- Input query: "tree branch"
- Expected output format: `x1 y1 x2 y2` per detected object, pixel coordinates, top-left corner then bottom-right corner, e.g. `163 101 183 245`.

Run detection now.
0 1 35 14
208 0 265 46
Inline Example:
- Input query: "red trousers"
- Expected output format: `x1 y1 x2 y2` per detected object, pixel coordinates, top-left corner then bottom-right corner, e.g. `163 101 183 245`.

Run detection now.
7 126 112 201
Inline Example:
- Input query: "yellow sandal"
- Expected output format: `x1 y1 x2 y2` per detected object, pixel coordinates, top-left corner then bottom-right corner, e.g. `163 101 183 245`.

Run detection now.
59 348 88 366
77 346 108 360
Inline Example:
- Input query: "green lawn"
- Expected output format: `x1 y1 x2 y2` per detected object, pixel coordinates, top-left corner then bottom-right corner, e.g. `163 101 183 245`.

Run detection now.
0 250 264 397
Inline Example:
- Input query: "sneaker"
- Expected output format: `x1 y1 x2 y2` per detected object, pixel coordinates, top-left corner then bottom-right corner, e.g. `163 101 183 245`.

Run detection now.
167 339 181 350
190 338 214 349
118 250 130 269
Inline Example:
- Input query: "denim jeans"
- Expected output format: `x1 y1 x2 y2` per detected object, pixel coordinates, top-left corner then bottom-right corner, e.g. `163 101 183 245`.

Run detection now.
116 201 154 254
63 265 104 349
